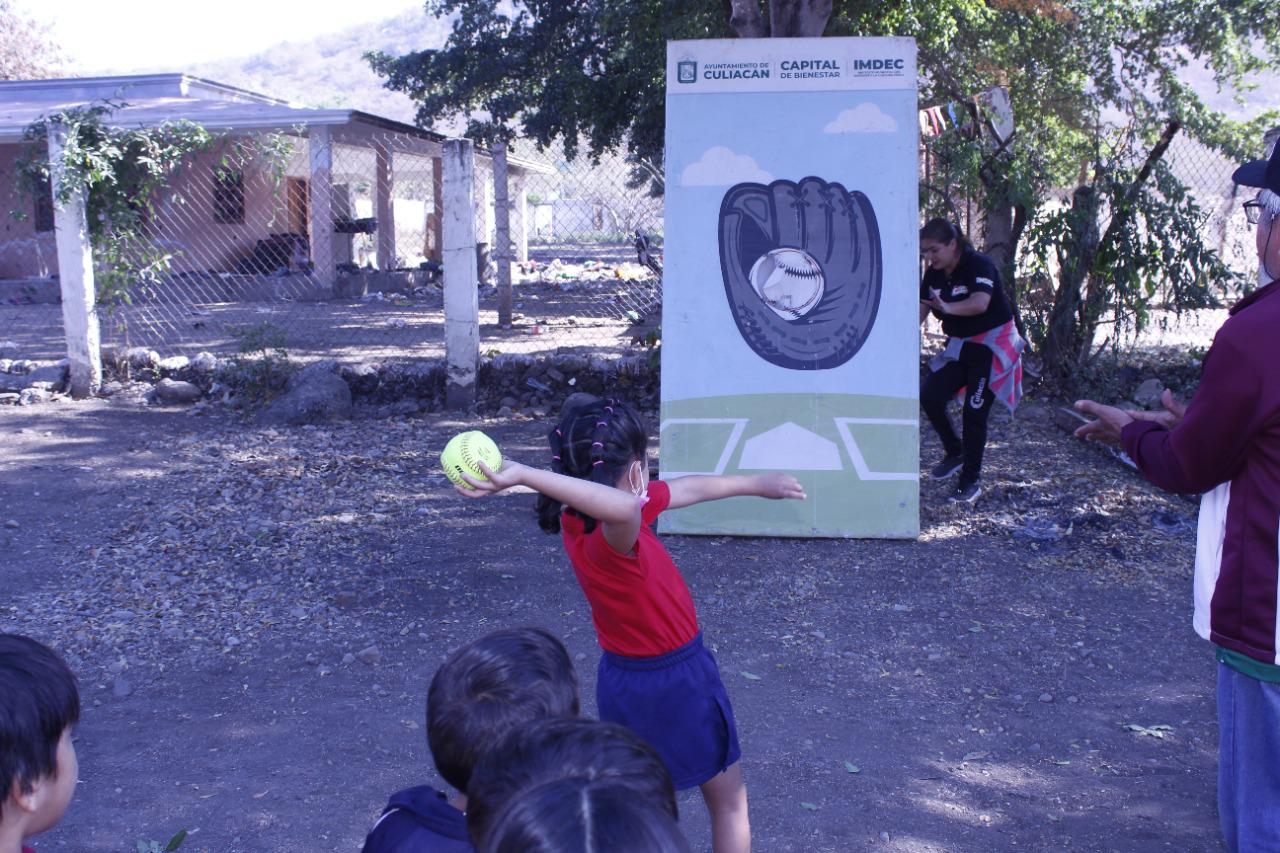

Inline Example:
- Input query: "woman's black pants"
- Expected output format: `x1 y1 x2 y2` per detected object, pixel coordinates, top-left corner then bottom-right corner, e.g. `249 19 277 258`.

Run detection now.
920 341 995 485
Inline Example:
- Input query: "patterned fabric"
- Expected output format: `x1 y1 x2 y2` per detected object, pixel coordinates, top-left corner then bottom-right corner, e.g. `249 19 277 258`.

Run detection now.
929 318 1026 413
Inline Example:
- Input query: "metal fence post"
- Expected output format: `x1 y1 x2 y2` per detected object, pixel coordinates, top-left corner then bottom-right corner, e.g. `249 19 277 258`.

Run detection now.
493 140 513 327
443 138 479 408
46 122 101 398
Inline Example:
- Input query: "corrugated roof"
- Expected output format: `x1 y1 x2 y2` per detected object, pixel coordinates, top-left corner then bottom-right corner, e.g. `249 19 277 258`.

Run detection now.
0 74 551 173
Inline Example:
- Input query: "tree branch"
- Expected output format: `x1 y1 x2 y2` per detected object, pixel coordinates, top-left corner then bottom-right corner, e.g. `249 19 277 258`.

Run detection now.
728 0 768 37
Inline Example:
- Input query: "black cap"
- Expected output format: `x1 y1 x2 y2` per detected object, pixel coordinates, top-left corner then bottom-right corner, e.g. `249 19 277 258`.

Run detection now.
1233 141 1280 193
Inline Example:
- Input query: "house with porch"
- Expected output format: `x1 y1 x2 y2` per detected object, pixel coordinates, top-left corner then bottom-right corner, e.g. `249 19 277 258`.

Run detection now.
0 74 539 304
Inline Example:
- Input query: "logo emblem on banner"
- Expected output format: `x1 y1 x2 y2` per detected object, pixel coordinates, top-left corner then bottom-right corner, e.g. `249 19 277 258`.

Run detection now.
677 59 697 84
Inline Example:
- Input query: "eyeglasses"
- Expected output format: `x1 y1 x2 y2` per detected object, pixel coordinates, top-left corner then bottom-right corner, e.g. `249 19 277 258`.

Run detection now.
1245 198 1272 225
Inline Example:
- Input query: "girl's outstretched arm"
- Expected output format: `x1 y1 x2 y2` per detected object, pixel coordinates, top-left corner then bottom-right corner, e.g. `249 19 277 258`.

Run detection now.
665 472 806 510
456 461 644 552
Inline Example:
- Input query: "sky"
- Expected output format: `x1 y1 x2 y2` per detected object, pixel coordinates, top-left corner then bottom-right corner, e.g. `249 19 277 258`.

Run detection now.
20 0 424 73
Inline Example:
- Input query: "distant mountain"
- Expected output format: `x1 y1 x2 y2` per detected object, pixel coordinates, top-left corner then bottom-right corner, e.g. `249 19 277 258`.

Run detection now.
183 14 1276 135
187 9 454 127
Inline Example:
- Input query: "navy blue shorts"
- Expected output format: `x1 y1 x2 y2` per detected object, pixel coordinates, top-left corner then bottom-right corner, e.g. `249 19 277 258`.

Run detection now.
597 633 742 790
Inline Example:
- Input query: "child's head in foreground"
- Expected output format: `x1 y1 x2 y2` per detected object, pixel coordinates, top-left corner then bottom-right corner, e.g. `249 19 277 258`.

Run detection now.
427 627 580 794
465 716 678 848
0 634 80 849
479 776 691 853
537 397 649 533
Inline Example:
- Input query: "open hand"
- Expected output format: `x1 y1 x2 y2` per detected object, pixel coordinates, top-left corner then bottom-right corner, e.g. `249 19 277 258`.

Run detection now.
756 472 807 500
1073 400 1134 444
454 459 527 498
1129 389 1186 430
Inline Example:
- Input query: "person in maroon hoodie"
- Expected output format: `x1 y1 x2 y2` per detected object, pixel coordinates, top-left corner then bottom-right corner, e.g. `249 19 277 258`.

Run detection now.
1074 138 1280 852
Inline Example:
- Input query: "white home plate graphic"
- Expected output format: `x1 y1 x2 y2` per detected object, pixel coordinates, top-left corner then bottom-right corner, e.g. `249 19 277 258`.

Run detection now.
739 422 842 470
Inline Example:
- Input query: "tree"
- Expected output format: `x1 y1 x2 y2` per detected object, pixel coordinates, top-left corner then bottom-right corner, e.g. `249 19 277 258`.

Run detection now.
0 0 62 79
371 0 1280 377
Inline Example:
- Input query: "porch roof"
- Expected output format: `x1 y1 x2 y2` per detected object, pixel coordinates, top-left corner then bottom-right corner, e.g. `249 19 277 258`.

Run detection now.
0 74 550 173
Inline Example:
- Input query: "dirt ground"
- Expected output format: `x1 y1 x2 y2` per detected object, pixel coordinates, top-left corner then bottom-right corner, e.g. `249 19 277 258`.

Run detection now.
0 393 1223 853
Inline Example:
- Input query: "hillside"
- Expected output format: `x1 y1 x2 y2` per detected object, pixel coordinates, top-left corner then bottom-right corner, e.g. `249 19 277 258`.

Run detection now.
187 8 453 126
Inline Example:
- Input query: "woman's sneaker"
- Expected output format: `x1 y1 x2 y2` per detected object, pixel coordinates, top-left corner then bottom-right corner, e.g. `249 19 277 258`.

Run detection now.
948 479 982 504
930 453 964 479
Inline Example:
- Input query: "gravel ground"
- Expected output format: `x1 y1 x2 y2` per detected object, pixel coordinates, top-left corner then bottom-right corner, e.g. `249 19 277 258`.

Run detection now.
0 393 1222 852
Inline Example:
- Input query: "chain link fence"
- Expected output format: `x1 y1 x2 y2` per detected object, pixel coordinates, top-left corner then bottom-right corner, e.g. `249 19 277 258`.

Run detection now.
919 127 1263 351
0 122 661 367
0 110 1261 370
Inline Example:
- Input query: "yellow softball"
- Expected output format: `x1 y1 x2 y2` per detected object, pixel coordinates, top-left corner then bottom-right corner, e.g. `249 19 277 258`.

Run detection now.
441 430 502 488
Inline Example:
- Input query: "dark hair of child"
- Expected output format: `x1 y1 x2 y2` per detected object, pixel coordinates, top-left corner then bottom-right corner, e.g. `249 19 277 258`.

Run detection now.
919 217 971 249
426 627 580 793
466 716 677 847
0 634 80 822
479 776 691 853
536 398 648 534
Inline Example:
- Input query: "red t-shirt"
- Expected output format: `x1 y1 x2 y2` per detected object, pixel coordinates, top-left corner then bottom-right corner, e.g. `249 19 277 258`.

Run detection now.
560 480 699 657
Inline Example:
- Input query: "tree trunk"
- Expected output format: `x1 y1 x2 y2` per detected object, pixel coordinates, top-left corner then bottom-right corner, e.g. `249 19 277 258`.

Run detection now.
728 0 768 36
1041 186 1101 377
769 0 833 36
1073 120 1181 364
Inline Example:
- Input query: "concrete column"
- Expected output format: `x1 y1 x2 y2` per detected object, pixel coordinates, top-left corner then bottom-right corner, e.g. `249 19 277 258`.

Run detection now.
493 141 512 326
308 126 335 289
374 141 396 269
442 139 479 409
512 170 529 263
47 123 100 398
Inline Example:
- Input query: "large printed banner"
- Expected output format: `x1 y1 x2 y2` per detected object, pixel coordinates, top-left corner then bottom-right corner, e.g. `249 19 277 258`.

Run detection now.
661 37 920 538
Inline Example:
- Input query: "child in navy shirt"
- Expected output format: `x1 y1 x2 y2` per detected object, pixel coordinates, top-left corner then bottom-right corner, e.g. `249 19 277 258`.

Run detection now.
361 627 579 853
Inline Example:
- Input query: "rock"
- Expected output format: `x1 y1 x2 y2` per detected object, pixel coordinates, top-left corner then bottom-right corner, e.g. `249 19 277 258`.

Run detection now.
333 591 358 610
8 359 37 374
125 347 160 372
0 392 17 405
259 362 352 426
341 652 356 665
3 519 17 529
158 355 190 373
99 381 124 397
0 364 63 393
154 378 203 404
356 645 381 665
152 379 202 404
190 351 220 375
1133 378 1164 408
17 388 52 406
340 362 382 396
0 359 11 373
0 340 18 359
112 678 133 699
1039 692 1054 703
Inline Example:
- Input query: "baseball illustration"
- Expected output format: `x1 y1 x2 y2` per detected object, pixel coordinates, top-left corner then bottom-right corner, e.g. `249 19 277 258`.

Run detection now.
749 247 825 320
441 430 503 488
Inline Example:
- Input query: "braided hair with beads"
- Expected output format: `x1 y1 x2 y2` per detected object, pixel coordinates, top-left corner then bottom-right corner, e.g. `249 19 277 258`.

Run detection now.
536 397 649 534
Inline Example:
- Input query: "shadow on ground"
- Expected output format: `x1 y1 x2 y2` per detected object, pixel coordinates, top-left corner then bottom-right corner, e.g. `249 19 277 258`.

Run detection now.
0 399 1221 852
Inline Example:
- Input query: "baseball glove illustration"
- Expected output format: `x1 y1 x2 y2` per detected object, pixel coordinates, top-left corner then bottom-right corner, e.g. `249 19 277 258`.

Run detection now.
718 177 882 370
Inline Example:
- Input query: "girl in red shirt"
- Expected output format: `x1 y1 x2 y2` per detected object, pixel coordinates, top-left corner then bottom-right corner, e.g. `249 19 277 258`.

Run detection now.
457 397 804 853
